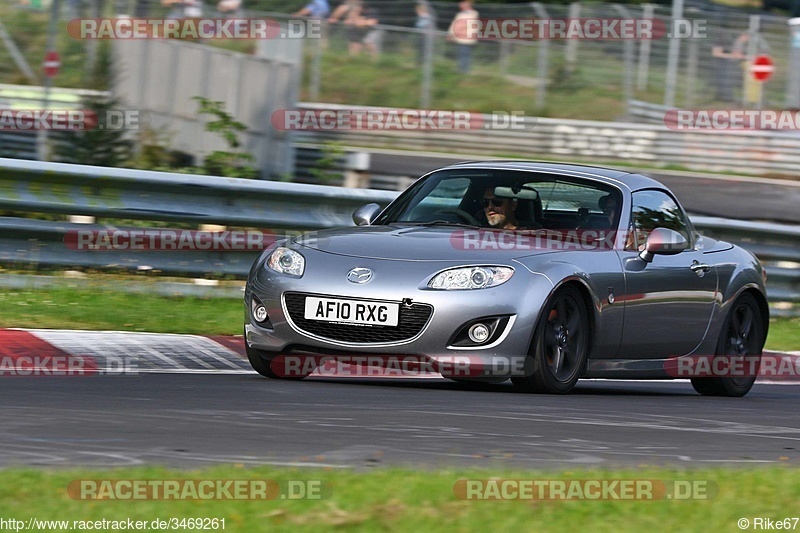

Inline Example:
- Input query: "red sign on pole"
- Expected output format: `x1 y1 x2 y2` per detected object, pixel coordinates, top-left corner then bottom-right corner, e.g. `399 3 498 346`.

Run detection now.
750 54 774 82
43 50 60 78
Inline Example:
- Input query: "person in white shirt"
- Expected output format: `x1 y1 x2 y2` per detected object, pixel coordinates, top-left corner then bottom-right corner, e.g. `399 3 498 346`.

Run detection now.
447 0 478 73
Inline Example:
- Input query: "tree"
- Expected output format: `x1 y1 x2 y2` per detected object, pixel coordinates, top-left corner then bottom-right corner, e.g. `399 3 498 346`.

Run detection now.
193 96 258 179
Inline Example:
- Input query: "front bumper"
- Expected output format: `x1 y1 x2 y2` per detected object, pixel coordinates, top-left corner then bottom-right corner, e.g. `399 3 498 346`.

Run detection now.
244 253 554 378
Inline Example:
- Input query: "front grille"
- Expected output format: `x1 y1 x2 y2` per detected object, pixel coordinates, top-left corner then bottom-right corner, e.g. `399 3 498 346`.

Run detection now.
284 292 433 344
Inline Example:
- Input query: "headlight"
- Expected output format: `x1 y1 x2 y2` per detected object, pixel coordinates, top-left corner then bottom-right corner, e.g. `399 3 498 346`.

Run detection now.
266 247 305 277
428 266 514 290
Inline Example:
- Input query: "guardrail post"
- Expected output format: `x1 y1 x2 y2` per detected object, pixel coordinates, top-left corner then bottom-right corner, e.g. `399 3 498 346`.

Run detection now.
343 151 371 189
36 0 61 162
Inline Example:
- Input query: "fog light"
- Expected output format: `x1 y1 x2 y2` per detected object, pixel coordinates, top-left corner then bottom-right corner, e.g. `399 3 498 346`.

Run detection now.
254 305 268 323
468 323 490 343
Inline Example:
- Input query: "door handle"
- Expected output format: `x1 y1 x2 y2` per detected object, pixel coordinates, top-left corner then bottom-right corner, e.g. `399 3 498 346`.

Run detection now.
690 262 710 275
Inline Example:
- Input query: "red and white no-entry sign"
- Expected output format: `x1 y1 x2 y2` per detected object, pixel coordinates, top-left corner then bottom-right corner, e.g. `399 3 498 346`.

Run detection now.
43 50 60 78
750 54 774 82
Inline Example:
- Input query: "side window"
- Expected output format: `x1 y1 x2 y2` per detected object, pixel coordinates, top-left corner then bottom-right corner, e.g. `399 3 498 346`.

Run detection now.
530 180 620 229
629 190 690 251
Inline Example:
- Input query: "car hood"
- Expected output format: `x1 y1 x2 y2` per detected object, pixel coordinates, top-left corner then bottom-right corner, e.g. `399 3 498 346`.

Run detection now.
292 225 559 261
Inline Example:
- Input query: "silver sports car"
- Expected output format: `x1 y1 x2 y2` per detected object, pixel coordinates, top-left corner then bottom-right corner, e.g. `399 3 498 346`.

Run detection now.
244 162 769 396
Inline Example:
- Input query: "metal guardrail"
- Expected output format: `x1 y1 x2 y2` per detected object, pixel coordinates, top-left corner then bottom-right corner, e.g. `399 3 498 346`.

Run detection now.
0 83 107 109
0 159 797 311
0 158 396 229
296 103 800 177
2 82 800 177
689 216 800 308
628 99 672 125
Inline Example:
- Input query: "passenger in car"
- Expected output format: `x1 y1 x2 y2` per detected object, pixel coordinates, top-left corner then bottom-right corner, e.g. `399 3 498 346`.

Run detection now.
598 194 617 227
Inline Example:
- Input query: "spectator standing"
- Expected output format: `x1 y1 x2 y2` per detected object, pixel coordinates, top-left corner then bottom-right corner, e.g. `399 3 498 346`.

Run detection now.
162 0 202 19
217 0 242 16
712 32 749 102
329 0 380 56
294 0 330 18
415 1 433 65
448 0 478 74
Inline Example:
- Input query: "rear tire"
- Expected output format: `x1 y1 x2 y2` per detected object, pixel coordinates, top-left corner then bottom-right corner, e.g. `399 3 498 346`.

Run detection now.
691 293 764 397
512 285 589 394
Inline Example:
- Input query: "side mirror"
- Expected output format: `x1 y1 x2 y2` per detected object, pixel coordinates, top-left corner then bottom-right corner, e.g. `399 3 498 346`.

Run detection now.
353 203 382 226
639 227 688 263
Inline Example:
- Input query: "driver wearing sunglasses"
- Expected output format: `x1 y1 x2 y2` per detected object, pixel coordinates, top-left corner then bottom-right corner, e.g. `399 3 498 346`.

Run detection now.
483 186 519 230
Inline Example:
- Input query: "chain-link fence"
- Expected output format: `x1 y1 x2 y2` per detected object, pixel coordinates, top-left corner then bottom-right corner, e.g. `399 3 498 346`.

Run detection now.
4 0 799 120
247 1 798 119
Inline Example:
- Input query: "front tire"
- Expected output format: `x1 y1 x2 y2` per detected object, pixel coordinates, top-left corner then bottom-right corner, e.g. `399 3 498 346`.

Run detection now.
691 293 765 397
245 343 315 380
245 343 280 378
512 285 589 394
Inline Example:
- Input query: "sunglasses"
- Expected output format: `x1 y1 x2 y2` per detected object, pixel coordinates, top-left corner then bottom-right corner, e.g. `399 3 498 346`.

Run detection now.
483 197 506 208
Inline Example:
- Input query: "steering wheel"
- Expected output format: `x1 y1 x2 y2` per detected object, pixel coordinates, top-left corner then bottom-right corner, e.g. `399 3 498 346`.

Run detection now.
432 209 481 226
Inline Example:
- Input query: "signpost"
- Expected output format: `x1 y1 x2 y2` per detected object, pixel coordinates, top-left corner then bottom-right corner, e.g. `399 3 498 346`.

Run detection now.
750 54 774 82
37 0 60 162
43 50 60 78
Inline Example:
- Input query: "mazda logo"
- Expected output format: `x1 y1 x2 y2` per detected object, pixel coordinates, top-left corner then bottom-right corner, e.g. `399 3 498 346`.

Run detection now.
347 267 373 284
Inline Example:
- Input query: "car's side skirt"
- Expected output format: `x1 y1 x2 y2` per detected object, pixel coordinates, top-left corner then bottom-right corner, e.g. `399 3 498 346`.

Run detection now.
586 357 691 379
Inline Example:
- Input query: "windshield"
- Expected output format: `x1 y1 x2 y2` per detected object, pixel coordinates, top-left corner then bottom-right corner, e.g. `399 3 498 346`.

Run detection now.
375 169 622 231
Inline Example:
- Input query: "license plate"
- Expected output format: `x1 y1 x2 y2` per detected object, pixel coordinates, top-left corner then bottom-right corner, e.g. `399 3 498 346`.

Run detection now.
304 297 399 327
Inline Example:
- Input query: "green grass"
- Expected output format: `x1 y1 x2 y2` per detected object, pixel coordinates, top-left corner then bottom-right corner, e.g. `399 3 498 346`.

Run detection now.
301 42 632 120
768 317 800 352
0 465 798 532
0 284 796 351
0 284 244 335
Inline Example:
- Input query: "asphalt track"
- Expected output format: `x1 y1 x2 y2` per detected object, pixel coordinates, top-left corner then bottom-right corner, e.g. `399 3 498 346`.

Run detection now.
367 151 800 225
1 162 799 471
1 330 799 469
4 376 800 469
